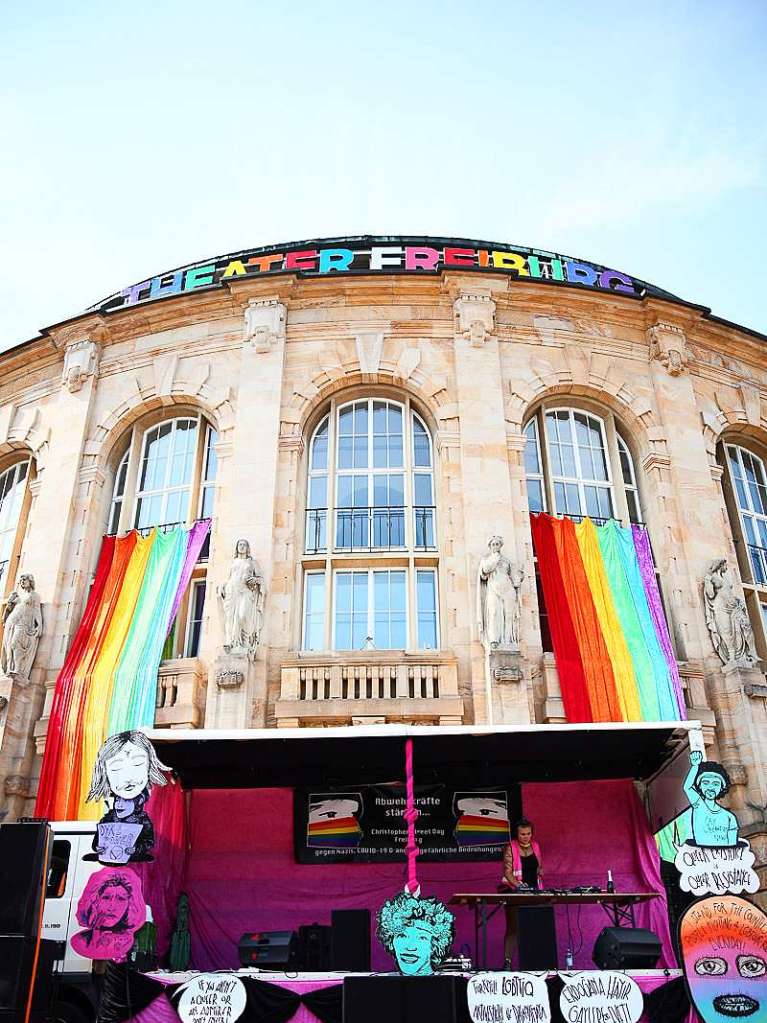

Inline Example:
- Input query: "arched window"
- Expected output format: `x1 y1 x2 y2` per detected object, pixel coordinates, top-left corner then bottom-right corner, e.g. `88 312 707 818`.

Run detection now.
302 396 439 652
524 406 642 524
0 459 33 589
107 412 217 657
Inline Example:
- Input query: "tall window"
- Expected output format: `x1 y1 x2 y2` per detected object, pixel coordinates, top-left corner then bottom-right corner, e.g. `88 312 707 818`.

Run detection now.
107 412 217 659
0 459 32 593
719 440 767 661
524 406 642 524
302 395 439 652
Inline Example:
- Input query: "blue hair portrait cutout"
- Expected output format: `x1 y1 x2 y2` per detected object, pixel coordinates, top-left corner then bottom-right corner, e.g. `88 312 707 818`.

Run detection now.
377 891 455 976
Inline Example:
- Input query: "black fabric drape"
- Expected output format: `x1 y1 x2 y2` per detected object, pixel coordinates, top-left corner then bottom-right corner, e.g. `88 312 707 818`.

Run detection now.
299 985 342 1023
98 964 174 1023
643 977 692 1023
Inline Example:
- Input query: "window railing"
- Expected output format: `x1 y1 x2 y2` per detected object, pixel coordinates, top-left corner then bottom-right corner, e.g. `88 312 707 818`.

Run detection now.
106 518 212 560
747 544 767 586
305 507 437 554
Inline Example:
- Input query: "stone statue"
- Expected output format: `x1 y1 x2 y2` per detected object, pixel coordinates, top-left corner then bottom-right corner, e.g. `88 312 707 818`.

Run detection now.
477 536 524 651
703 558 758 667
217 539 264 661
1 574 43 681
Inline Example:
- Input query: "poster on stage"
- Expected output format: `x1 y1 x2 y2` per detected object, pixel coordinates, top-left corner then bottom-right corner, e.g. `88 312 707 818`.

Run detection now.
294 783 521 863
70 866 146 961
468 972 551 1023
680 895 767 1023
376 891 455 976
559 972 643 1023
177 975 246 1023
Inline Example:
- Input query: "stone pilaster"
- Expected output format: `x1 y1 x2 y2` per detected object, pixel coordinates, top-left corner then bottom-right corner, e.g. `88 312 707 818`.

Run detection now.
450 281 530 725
204 294 288 728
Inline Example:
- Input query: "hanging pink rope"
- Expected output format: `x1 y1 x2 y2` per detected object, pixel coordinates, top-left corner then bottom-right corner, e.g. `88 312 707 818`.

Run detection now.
403 737 420 894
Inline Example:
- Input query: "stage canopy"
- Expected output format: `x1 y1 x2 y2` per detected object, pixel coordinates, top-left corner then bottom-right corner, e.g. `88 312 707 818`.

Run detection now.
144 720 701 790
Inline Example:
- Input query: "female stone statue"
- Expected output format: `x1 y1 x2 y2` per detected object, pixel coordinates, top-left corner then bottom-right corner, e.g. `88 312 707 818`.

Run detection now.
1 574 43 681
218 539 264 661
477 536 524 650
703 558 757 666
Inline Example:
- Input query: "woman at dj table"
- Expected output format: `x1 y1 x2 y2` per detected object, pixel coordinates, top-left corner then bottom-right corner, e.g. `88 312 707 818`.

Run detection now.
500 817 543 966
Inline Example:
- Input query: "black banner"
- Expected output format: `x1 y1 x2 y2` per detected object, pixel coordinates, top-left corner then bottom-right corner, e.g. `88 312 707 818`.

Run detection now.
294 783 521 864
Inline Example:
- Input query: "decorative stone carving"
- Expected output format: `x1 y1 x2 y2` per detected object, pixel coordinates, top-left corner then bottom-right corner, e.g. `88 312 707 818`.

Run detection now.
62 338 101 392
492 665 523 683
703 559 758 667
355 333 384 375
243 298 286 353
477 536 524 651
215 668 245 690
1 575 42 682
453 293 496 346
648 322 690 376
217 539 265 661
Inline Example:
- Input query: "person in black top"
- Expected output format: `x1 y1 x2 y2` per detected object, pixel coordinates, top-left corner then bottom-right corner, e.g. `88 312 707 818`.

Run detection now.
500 818 543 967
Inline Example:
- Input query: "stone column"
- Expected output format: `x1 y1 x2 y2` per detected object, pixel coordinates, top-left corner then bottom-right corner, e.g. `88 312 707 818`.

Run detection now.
1 329 103 817
450 280 530 725
204 292 289 728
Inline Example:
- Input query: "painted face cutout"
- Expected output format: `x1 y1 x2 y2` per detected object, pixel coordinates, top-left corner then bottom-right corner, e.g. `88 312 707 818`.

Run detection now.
393 920 434 976
70 866 146 961
680 895 767 1022
105 741 149 799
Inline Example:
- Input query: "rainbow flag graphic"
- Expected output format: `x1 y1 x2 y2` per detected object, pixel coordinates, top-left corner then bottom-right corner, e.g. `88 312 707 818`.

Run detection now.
307 816 362 848
454 813 510 847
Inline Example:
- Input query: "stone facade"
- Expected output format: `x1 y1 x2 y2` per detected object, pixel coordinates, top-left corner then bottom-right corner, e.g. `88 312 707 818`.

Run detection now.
0 240 764 896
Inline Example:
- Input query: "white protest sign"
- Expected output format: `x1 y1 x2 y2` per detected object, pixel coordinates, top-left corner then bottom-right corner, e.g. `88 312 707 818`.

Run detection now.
177 975 246 1023
468 972 551 1023
559 972 643 1023
674 840 759 896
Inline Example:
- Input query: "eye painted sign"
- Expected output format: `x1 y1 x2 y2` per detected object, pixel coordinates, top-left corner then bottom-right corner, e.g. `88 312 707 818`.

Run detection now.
680 895 767 1023
88 236 677 315
468 972 551 1023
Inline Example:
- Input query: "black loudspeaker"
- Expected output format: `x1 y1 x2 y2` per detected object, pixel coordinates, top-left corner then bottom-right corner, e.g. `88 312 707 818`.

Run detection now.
0 822 51 936
518 906 558 970
343 975 469 1023
0 937 57 1016
593 926 662 969
237 930 299 967
331 909 370 972
298 924 331 971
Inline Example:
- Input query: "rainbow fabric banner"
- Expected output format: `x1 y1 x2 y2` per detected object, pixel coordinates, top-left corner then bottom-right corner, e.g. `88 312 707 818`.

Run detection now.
454 813 510 846
530 514 685 724
307 817 363 848
36 521 210 821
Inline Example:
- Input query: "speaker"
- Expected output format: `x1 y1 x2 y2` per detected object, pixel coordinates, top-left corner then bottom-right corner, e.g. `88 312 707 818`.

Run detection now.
298 924 332 971
0 822 51 936
518 906 558 970
331 909 370 972
237 930 299 967
0 937 57 1015
593 927 662 969
343 975 469 1023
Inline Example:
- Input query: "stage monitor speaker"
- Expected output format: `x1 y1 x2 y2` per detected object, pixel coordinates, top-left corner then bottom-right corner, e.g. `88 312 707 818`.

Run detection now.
298 924 331 971
343 975 469 1023
331 909 370 972
237 930 299 967
518 906 558 970
0 936 57 1015
593 927 662 969
0 822 51 936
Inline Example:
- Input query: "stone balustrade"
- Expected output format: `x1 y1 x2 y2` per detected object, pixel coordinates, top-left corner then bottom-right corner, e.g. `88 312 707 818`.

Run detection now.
275 651 464 726
155 657 207 728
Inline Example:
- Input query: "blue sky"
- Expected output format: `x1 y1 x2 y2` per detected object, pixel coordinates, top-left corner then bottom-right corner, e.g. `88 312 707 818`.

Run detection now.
1 1 765 346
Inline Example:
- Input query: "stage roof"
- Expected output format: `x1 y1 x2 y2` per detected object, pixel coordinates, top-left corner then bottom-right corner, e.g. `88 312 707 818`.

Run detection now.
144 721 699 789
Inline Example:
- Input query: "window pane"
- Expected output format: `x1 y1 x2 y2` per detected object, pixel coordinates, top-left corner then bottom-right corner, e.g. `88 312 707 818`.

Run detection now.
185 581 207 657
311 419 329 471
414 473 432 506
309 475 327 508
338 406 353 435
338 436 353 469
417 570 438 649
560 443 577 477
524 421 541 475
304 574 326 650
413 417 431 467
527 479 544 514
626 490 640 524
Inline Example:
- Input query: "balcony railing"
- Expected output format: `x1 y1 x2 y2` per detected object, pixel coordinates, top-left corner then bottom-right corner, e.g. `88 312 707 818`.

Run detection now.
275 651 463 725
154 657 207 728
305 506 436 555
747 544 767 586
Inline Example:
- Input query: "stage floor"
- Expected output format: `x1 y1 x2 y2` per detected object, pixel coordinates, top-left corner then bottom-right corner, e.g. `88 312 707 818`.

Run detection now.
147 968 683 982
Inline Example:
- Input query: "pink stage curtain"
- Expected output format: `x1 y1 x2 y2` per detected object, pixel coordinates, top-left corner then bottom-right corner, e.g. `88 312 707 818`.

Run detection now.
135 777 187 957
182 781 677 973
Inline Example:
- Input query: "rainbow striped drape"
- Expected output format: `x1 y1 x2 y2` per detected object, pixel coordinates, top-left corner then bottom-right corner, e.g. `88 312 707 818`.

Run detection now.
35 521 210 821
530 513 685 723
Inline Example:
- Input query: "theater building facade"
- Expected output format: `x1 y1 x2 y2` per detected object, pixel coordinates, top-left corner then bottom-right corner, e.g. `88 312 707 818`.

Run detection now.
0 236 765 886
